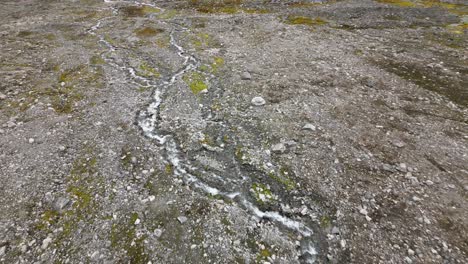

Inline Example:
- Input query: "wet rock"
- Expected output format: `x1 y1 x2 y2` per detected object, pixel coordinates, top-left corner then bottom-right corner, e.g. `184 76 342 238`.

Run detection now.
241 71 252 80
251 96 266 106
177 216 187 224
271 143 286 153
302 123 316 131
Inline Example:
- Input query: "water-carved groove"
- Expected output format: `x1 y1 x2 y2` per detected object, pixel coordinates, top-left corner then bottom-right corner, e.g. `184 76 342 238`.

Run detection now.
88 1 322 262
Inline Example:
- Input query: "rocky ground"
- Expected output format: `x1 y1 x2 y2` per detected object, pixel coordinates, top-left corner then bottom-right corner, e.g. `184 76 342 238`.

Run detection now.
0 0 467 263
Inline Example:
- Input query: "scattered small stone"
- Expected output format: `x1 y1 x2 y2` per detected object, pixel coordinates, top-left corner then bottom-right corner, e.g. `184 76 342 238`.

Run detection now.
359 208 368 215
41 237 52 250
148 195 155 202
0 129 4 134
251 96 266 106
408 249 415 256
53 197 70 211
404 256 412 263
0 246 5 256
60 82 65 87
331 226 340 234
271 143 286 154
6 121 15 128
0 93 6 100
177 216 188 224
154 229 163 238
392 140 406 148
240 71 252 80
425 180 434 186
28 138 35 144
382 164 394 172
340 239 346 249
302 123 316 131
398 163 407 172
134 218 141 225
190 244 197 249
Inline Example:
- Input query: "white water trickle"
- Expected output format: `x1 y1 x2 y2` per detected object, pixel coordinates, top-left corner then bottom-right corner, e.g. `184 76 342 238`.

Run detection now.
89 1 319 262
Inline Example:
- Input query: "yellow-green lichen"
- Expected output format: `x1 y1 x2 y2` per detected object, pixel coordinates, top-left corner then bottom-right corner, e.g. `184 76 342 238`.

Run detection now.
251 183 275 204
376 0 416 7
285 16 327 26
138 62 160 78
110 213 149 264
183 72 208 94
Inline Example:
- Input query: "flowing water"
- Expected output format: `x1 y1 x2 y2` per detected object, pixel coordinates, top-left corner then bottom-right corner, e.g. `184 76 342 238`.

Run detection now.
88 1 319 262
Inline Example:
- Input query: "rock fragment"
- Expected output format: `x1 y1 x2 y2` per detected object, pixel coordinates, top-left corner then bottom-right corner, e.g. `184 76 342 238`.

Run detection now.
241 71 252 80
177 216 187 224
271 143 286 154
251 96 266 106
41 237 52 249
302 123 316 131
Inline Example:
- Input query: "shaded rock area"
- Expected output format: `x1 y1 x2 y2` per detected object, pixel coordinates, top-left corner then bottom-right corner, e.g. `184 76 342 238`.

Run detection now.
0 0 467 263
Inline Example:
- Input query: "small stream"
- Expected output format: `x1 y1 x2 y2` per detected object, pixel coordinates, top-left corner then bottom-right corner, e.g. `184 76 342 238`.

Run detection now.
88 1 319 262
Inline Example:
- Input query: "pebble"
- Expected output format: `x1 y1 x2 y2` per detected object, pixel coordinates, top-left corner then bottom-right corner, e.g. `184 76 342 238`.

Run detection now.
359 208 368 215
28 138 35 144
53 197 70 211
7 121 16 128
331 226 340 234
271 143 286 154
241 71 252 80
154 229 163 238
0 93 6 100
251 96 266 106
177 216 188 224
408 249 415 256
134 218 141 225
0 246 5 256
404 256 412 263
41 237 52 249
392 140 406 148
302 123 316 131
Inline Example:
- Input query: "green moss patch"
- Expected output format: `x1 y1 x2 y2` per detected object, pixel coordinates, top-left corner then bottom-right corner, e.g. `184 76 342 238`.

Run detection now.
110 213 149 264
135 27 165 38
138 62 160 78
183 72 208 94
376 0 416 7
285 16 327 27
121 5 161 17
